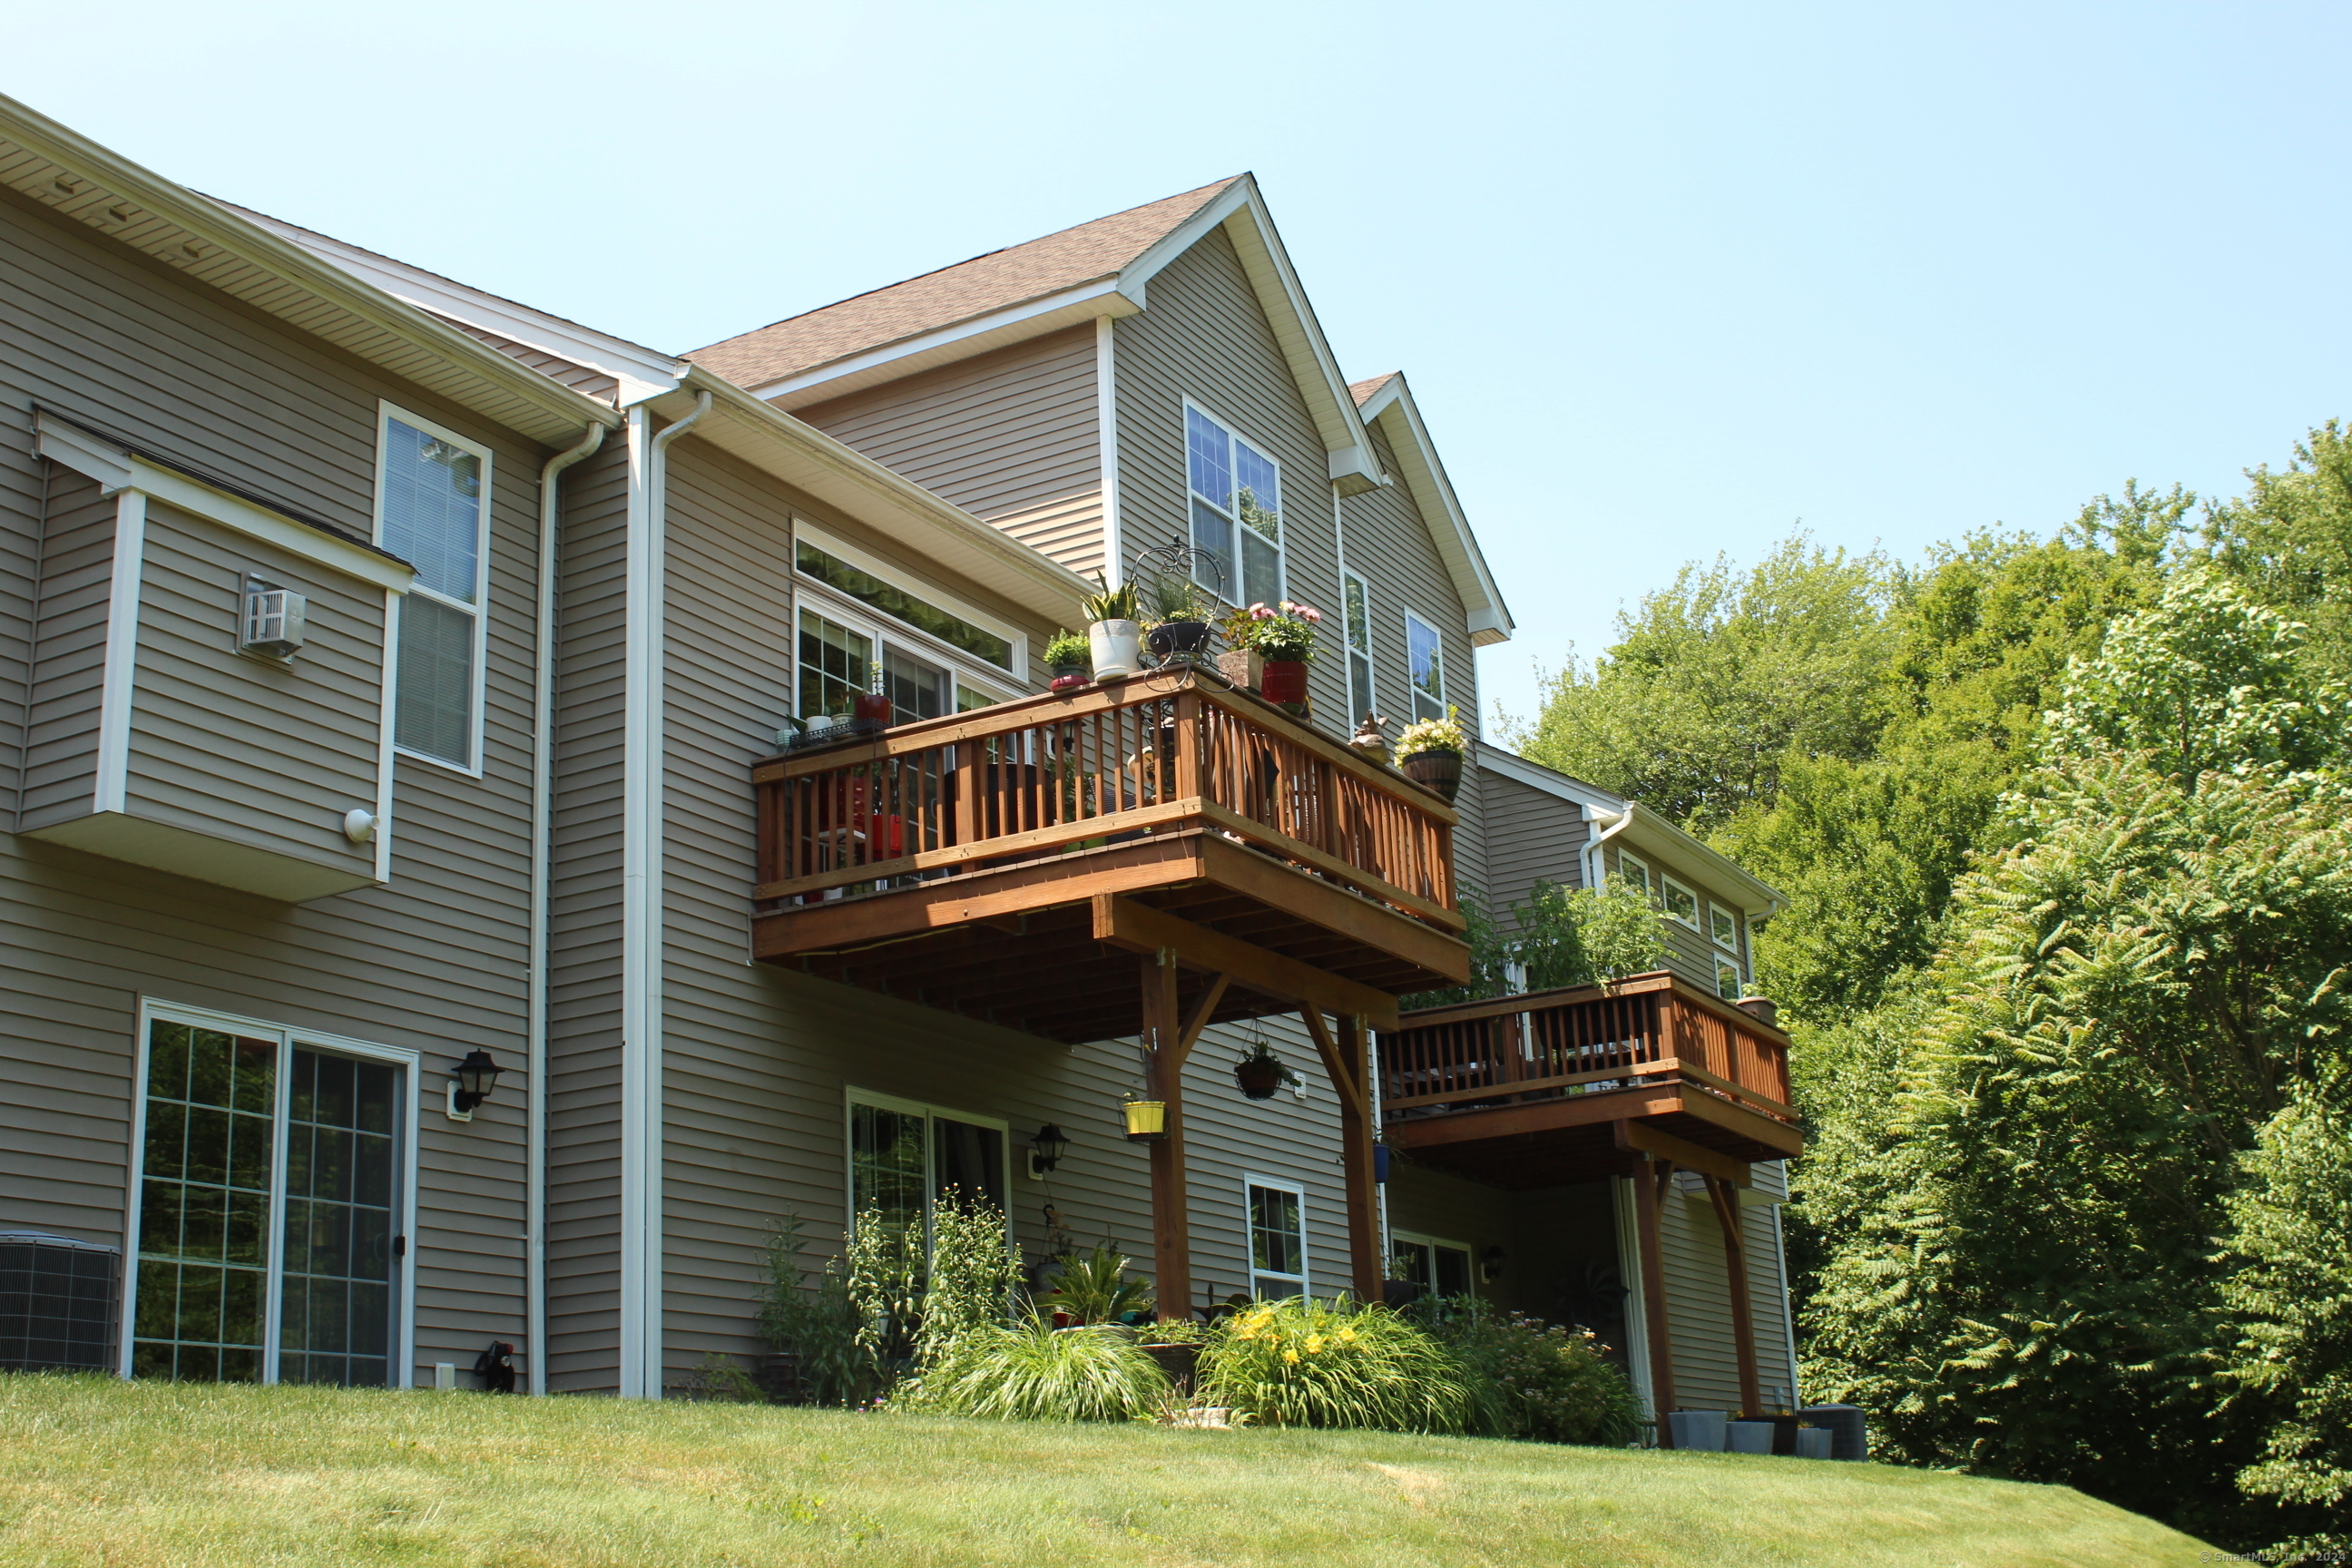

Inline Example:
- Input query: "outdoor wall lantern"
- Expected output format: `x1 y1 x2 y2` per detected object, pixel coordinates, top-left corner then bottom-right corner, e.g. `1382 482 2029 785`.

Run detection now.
1027 1124 1069 1180
1480 1245 1507 1284
446 1049 505 1122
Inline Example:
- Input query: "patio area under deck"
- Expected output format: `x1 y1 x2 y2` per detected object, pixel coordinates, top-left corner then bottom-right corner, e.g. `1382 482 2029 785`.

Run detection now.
750 670 1474 1309
1378 974 1803 1440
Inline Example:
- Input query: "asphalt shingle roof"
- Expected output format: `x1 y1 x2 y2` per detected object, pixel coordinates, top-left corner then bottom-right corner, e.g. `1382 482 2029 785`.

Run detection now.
685 178 1243 390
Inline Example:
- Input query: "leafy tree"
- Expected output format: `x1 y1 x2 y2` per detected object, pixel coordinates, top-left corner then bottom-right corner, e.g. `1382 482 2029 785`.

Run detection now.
2222 1098 2352 1554
1797 573 2352 1547
2208 419 2352 682
1514 534 1897 831
1405 883 1664 1009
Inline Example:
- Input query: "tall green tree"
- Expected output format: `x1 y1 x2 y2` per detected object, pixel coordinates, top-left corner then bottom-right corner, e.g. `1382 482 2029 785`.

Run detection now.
1797 571 2352 1548
2208 419 2352 682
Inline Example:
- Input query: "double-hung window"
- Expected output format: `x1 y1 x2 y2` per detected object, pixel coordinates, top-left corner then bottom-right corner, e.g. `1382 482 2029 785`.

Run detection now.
1614 851 1652 900
1342 572 1375 722
794 532 1014 725
1244 1178 1308 1298
1185 404 1282 605
1405 611 1446 722
846 1091 1010 1249
1661 875 1700 928
1710 904 1746 999
127 1005 415 1387
377 405 491 772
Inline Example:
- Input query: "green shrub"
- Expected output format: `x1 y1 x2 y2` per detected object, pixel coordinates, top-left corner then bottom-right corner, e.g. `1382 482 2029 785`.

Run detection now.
1039 1242 1154 1326
1197 1298 1473 1433
755 1213 866 1406
1415 1298 1643 1446
898 1320 1172 1422
916 1189 1019 1365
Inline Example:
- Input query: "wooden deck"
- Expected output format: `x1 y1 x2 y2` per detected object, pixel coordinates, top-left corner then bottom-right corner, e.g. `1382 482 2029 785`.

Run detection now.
1379 972 1802 1188
750 671 1472 1043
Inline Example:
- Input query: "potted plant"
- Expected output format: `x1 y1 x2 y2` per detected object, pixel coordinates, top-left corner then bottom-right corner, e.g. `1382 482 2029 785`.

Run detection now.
1393 706 1468 802
1043 628 1092 692
1218 601 1321 706
1083 575 1142 680
1232 1040 1301 1101
1142 574 1211 662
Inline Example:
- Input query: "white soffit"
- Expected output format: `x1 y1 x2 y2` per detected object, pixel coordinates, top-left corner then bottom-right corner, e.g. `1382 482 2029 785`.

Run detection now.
1355 374 1514 648
0 91 621 448
661 370 1094 632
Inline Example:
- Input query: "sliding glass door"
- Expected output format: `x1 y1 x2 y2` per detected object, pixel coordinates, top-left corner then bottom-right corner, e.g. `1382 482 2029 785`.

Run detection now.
130 1011 412 1386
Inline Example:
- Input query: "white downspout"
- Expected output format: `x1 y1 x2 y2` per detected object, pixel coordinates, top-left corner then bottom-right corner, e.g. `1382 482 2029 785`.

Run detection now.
525 420 605 1396
1583 802 1634 891
620 390 710 1399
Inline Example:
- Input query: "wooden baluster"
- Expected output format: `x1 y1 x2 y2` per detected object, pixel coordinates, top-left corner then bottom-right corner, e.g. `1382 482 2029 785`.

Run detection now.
1174 691 1202 801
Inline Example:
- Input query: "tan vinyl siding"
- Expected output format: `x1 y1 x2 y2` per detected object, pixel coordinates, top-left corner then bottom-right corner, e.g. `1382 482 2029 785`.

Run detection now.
544 436 632 1391
16 468 116 828
115 503 382 877
651 438 1369 1385
1656 1184 1801 1411
1477 766 1591 920
0 185 546 1385
795 326 1105 579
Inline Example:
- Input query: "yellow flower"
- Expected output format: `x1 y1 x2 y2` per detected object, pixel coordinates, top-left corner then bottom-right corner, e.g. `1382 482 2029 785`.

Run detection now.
1305 1335 1326 1354
1338 1328 1357 1344
1282 1349 1299 1365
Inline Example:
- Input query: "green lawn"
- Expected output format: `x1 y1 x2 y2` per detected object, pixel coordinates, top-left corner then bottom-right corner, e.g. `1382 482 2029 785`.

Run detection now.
0 1374 2208 1567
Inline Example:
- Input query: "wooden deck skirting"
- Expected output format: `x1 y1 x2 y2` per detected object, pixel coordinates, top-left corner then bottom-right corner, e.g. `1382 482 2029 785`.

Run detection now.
751 671 1463 933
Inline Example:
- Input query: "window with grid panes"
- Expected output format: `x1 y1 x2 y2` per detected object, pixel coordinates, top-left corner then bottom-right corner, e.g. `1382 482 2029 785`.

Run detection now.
1186 405 1282 605
848 1095 1008 1252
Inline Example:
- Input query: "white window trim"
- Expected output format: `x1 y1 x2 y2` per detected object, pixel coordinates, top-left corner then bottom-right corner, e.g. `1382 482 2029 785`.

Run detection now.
794 593 1014 721
1660 873 1700 929
375 400 494 779
1182 397 1284 608
1716 956 1745 1000
1613 848 1653 898
1241 1173 1310 1298
1709 901 1742 954
1340 568 1377 720
1403 607 1447 720
794 520 1026 681
120 998 422 1388
1388 1228 1473 1289
841 1088 1014 1248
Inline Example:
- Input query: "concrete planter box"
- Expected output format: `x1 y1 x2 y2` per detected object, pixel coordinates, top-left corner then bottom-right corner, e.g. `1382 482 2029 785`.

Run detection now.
1793 1427 1834 1460
1667 1410 1727 1451
1726 1421 1776 1455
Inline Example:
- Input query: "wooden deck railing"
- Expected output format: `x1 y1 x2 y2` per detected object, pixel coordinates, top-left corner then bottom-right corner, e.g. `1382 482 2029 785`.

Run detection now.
1378 972 1795 1124
751 673 1463 932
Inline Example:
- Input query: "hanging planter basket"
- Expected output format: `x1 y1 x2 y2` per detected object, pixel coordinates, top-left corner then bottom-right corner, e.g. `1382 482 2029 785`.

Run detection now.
1234 1063 1285 1101
1400 746 1464 802
1123 1100 1168 1140
1145 620 1211 661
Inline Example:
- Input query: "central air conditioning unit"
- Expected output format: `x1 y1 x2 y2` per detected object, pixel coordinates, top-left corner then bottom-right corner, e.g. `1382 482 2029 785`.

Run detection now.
240 583 308 658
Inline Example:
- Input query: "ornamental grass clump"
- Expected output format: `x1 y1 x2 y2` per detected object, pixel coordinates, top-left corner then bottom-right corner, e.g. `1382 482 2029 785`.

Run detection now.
1198 1298 1473 1433
898 1319 1174 1422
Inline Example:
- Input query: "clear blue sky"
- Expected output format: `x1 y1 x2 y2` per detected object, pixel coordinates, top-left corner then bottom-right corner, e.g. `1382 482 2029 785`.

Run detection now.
12 2 2349 727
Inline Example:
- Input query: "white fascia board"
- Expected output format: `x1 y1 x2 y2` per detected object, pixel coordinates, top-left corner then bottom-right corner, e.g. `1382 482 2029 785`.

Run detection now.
35 412 415 593
1618 803 1787 919
751 277 1139 410
659 369 1093 629
1356 376 1514 647
0 93 622 446
235 207 684 404
1120 178 1387 497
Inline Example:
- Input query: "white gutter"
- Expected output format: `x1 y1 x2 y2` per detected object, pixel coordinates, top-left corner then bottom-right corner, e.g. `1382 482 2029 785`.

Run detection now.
524 420 605 1396
618 390 710 1399
1583 804 1634 892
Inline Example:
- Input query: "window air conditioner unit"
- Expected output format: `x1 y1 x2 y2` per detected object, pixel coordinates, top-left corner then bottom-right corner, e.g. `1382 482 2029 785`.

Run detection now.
240 584 308 658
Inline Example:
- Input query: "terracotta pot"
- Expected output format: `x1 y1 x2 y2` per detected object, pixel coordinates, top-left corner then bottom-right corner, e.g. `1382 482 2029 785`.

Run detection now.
1216 648 1263 690
1260 659 1308 705
851 691 892 725
1400 747 1464 802
1234 1063 1284 1101
1088 619 1142 680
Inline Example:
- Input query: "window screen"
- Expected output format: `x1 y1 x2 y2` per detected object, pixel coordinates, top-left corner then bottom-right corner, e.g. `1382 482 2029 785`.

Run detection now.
1406 612 1446 721
1343 573 1374 723
1247 1182 1307 1296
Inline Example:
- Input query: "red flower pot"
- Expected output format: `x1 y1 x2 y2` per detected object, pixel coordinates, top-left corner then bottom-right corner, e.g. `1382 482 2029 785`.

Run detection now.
1260 659 1308 705
852 691 892 725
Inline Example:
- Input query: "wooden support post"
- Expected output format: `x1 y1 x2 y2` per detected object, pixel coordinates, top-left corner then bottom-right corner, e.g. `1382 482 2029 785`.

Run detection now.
1304 1008 1384 1303
1140 950 1191 1323
1628 1136 1679 1445
1705 1174 1763 1416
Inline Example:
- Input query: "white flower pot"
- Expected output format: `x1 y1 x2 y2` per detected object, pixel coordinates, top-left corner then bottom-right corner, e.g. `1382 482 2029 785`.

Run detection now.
1089 619 1142 680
